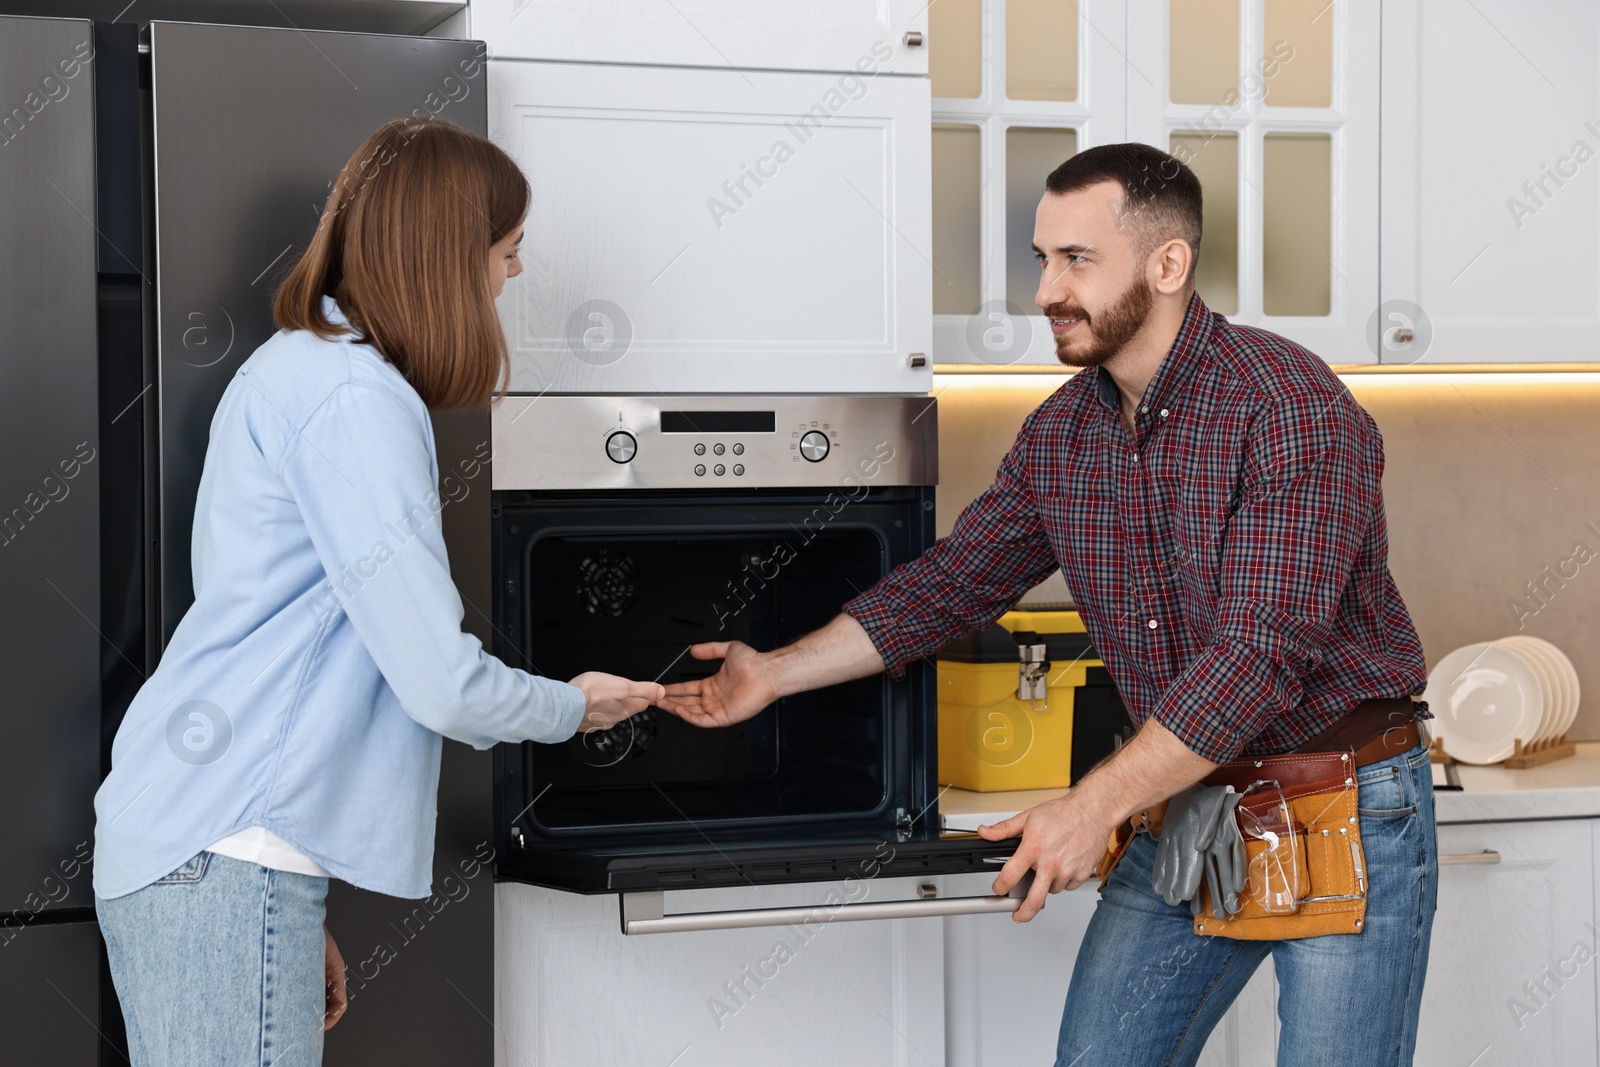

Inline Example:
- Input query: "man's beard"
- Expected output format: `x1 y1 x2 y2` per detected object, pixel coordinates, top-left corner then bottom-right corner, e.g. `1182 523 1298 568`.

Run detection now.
1046 273 1155 369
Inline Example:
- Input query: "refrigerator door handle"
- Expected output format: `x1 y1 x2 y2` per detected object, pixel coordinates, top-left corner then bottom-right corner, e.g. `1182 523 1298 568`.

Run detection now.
619 872 1036 935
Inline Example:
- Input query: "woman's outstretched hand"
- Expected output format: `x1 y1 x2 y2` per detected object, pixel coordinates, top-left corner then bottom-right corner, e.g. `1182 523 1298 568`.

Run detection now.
657 641 778 728
570 672 666 732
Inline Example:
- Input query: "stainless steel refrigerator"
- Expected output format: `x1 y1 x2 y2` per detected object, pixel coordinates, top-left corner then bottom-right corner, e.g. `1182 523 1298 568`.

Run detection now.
0 15 497 1065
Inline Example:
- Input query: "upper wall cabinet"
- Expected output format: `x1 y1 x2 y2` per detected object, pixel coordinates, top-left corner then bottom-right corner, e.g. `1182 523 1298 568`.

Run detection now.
470 0 929 75
489 60 932 394
1382 0 1600 364
1128 0 1379 365
928 0 1378 367
927 0 1128 366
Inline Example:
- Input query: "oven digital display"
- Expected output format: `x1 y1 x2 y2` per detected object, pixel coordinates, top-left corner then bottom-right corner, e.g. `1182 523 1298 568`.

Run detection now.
659 410 776 434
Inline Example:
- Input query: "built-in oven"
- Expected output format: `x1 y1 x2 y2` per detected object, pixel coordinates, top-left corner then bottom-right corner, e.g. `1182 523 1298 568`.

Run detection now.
489 395 1022 923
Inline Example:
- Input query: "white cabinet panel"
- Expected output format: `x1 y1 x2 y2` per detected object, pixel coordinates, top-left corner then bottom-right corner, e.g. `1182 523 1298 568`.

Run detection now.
1383 0 1600 363
470 0 928 75
943 873 1276 1066
942 873 1098 1065
496 879 945 1067
489 59 932 394
1415 819 1598 1066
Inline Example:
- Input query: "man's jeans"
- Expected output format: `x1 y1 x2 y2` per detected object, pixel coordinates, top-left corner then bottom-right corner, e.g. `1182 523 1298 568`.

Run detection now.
1056 739 1438 1066
97 851 329 1067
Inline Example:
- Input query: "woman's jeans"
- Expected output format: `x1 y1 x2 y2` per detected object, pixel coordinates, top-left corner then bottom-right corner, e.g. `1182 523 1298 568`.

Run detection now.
1056 739 1438 1066
96 851 330 1067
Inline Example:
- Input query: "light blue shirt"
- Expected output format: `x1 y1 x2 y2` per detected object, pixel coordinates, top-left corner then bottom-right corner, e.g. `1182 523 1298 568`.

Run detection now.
93 296 585 900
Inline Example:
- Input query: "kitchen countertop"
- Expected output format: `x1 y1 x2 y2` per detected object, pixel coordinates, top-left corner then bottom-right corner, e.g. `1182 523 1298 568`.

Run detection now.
939 741 1600 829
1432 741 1600 823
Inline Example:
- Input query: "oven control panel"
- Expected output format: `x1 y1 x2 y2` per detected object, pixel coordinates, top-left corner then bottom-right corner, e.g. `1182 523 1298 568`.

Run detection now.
492 395 937 490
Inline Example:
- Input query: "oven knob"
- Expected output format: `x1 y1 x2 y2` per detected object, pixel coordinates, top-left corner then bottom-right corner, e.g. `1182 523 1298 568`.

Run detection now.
605 431 637 464
799 430 830 462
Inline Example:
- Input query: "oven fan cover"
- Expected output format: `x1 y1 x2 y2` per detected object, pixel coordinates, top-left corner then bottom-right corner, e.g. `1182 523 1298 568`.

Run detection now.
576 550 638 617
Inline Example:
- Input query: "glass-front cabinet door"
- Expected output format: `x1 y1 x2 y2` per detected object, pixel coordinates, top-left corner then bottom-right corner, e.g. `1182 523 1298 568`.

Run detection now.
1128 0 1379 364
930 0 1378 367
929 0 1127 366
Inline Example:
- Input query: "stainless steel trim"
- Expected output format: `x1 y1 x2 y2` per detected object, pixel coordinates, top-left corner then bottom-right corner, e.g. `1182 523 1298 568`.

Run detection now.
1439 850 1502 866
620 874 1031 935
492 394 938 490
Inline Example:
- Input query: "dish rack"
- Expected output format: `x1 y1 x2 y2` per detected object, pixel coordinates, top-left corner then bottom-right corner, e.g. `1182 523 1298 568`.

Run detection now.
1429 733 1577 769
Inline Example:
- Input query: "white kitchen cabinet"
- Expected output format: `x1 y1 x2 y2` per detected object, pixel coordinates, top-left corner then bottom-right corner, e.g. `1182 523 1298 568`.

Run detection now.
1381 0 1600 364
468 0 928 76
497 814 1600 1064
495 878 946 1067
941 872 1277 1065
1414 819 1599 1066
942 872 1096 1065
488 58 932 395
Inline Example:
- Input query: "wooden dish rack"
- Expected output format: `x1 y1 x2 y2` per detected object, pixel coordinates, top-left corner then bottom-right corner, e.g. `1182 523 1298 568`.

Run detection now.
1429 734 1577 769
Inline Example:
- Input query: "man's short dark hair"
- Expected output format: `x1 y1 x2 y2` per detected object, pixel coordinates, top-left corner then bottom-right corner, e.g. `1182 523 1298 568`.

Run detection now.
1043 143 1203 283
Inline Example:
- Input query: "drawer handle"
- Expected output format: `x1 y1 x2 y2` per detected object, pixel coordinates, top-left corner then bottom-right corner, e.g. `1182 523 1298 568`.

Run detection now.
619 873 1032 935
1439 850 1501 866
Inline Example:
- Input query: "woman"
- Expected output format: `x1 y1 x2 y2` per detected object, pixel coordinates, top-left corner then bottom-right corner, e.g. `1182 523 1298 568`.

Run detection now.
92 117 661 1066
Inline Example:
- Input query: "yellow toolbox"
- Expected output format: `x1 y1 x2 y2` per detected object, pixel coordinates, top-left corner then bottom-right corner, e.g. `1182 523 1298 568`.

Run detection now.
936 607 1132 792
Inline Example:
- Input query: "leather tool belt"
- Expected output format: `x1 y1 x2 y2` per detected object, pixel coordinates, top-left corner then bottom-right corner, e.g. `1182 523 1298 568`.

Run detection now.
1091 697 1421 940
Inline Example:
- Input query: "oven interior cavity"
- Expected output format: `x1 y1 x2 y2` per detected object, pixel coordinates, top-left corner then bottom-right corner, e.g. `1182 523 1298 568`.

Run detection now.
500 507 897 836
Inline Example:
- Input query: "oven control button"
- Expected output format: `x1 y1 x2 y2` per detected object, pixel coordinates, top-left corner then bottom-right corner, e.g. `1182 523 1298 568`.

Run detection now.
732 443 744 455
694 464 706 476
732 463 744 476
693 443 705 456
713 443 725 456
605 431 637 464
799 430 831 462
713 463 726 476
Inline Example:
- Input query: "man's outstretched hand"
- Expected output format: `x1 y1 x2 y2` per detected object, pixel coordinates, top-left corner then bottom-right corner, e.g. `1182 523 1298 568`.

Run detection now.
657 641 778 728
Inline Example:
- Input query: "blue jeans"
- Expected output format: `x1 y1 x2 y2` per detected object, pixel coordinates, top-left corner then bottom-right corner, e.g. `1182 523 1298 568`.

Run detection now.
1056 739 1438 1066
96 851 330 1067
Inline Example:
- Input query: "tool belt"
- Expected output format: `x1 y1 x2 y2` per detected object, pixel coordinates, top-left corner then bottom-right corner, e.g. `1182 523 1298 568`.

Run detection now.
1092 697 1421 940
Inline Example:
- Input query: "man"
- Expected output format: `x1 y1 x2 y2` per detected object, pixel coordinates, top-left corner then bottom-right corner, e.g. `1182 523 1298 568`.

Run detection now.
659 143 1436 1064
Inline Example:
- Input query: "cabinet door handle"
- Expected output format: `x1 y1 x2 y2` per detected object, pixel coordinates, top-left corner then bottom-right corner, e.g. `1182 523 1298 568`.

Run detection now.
620 874 1033 935
1439 850 1501 866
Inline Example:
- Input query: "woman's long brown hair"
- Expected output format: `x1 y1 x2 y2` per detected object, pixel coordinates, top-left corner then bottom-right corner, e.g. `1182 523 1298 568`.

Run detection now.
273 117 528 410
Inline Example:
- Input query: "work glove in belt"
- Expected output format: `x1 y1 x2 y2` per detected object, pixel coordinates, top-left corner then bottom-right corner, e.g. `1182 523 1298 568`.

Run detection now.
1150 783 1248 919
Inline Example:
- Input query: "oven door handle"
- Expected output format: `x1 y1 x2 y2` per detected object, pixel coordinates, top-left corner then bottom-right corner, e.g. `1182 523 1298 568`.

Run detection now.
619 872 1034 935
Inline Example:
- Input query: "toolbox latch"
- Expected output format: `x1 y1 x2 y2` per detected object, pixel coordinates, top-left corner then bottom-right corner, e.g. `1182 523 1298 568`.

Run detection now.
1014 631 1052 710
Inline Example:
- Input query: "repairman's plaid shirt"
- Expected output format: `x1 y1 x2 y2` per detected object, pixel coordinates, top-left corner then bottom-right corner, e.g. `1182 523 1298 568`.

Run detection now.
844 292 1427 764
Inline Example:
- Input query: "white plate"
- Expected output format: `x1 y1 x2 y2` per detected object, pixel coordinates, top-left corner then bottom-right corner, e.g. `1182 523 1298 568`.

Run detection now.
1496 636 1561 743
1424 642 1544 765
1525 636 1580 740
